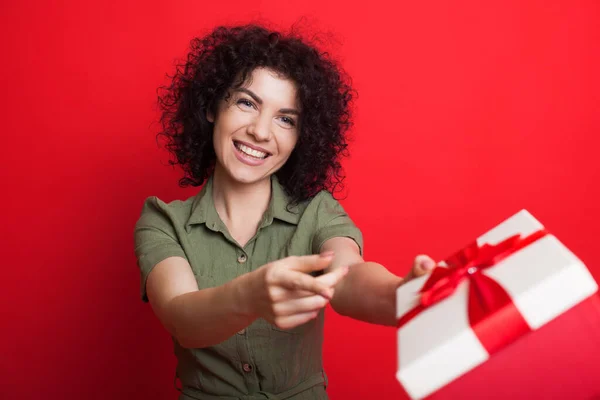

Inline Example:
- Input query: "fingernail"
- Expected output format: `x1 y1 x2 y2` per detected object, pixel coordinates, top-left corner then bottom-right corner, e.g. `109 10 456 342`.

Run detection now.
322 288 334 299
421 259 436 270
320 251 335 258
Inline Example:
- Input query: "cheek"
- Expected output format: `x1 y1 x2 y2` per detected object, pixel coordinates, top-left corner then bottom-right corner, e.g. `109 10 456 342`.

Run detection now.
212 117 235 145
213 107 242 138
212 129 223 151
212 125 230 159
279 133 299 155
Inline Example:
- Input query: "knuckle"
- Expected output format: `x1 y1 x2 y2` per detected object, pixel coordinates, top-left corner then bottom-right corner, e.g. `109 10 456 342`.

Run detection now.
291 277 302 290
265 267 278 284
273 318 287 330
267 288 278 302
270 303 280 316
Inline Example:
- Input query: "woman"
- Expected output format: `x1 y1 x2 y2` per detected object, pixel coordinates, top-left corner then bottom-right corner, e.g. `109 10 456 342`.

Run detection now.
134 24 434 399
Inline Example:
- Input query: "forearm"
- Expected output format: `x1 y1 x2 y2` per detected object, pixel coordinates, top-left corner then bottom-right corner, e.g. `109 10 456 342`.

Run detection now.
166 272 257 349
331 262 403 326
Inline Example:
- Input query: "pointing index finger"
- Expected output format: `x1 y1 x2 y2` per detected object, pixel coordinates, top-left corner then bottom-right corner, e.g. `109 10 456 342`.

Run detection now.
279 270 333 299
287 252 335 273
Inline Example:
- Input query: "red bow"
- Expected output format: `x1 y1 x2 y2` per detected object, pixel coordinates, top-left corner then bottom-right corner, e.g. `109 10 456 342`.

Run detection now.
398 229 548 354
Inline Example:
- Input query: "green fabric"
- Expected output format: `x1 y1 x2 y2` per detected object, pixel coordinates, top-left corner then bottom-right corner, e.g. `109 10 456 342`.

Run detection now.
134 175 363 399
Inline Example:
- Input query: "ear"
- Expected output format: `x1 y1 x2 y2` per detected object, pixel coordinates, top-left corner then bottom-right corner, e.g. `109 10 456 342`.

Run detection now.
206 111 215 123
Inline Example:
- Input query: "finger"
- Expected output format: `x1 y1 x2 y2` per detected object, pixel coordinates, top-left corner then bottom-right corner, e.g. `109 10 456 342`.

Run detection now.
269 282 336 301
283 267 349 300
316 266 349 288
276 287 336 300
285 265 349 300
268 285 314 301
272 311 320 331
405 254 436 281
273 294 329 316
285 252 335 273
278 269 333 299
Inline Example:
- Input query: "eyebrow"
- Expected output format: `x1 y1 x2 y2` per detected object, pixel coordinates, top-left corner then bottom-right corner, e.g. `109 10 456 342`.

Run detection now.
234 88 300 115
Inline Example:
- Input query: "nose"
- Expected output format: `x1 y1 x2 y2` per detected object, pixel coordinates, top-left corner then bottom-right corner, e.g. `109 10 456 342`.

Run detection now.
247 113 271 142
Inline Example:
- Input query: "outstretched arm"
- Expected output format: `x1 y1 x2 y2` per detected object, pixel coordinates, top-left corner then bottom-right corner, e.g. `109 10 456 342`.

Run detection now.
321 237 434 326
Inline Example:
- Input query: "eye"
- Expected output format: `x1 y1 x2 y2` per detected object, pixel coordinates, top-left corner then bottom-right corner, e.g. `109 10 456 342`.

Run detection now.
279 116 296 127
236 98 255 109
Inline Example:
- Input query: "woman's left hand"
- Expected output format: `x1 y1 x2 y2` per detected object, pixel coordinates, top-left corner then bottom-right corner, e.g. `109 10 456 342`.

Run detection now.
401 254 437 285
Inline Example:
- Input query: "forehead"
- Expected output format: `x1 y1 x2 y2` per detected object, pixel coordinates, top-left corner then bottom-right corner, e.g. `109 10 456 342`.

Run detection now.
239 68 299 107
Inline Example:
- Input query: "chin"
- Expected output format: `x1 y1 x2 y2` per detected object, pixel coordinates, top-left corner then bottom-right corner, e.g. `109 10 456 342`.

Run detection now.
226 166 270 185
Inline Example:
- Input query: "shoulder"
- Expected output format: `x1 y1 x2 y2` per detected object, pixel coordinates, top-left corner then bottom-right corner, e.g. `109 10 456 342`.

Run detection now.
136 194 197 229
139 195 196 214
310 190 348 216
290 190 352 228
306 190 363 254
300 190 341 208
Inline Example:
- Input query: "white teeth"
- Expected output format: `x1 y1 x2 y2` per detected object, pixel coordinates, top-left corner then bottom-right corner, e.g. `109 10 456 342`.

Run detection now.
237 143 268 159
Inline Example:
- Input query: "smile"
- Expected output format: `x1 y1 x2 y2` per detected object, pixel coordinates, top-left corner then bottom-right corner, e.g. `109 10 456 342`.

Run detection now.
234 141 270 159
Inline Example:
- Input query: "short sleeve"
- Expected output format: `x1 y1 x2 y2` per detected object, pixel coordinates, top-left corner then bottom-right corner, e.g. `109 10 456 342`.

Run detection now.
312 192 364 255
134 197 188 302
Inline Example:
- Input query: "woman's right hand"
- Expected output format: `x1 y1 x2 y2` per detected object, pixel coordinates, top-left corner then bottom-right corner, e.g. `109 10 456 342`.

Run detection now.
247 252 348 330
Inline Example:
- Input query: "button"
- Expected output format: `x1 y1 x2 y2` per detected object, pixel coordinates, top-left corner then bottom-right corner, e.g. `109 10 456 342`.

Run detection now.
238 328 245 335
237 253 247 263
242 363 252 372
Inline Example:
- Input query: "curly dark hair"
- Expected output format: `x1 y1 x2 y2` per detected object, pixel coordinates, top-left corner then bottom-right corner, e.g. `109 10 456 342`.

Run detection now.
157 24 355 204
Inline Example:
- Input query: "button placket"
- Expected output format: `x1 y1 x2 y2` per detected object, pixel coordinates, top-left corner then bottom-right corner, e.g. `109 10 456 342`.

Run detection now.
236 251 248 335
235 323 258 392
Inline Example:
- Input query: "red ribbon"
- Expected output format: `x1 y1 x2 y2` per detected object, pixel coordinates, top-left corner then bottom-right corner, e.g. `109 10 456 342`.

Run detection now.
397 229 548 354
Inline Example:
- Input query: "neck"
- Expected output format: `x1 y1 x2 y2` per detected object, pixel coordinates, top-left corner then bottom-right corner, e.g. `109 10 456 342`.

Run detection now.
211 165 272 227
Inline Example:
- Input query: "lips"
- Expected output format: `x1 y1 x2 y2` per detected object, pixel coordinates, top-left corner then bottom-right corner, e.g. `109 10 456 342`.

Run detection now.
233 140 271 159
231 140 271 167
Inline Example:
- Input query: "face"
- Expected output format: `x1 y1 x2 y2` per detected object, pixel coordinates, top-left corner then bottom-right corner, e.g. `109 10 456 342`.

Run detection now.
208 68 300 185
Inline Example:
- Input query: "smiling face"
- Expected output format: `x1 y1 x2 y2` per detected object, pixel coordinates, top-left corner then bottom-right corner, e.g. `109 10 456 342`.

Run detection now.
208 68 300 186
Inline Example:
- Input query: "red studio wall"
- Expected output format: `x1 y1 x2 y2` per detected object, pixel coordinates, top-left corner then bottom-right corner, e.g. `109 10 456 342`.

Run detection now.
2 1 599 399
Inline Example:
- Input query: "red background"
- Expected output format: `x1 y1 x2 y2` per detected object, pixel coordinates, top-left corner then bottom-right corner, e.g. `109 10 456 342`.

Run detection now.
2 1 599 399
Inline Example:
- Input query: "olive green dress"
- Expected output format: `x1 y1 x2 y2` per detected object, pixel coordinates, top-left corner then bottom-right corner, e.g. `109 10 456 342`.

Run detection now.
134 175 363 399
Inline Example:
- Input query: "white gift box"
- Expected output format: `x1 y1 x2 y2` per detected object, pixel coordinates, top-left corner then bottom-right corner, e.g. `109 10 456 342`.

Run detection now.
395 210 598 399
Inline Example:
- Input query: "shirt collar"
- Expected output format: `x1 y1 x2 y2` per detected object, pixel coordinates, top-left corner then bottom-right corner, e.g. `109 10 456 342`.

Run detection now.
264 175 301 226
185 175 221 232
185 174 300 231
